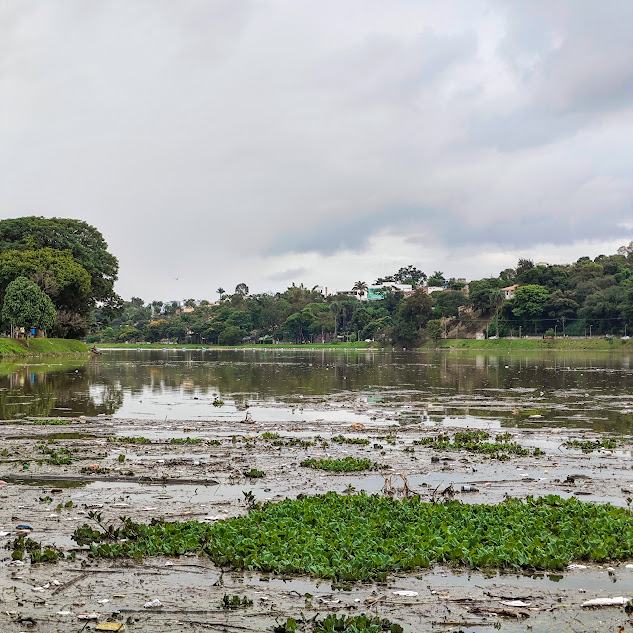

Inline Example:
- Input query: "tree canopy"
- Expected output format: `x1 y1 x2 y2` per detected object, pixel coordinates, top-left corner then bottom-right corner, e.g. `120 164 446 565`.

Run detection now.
2 277 56 343
0 217 120 337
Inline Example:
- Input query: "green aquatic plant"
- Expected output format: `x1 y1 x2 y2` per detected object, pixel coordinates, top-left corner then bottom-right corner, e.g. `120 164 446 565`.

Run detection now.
262 432 280 439
36 443 73 465
331 436 370 446
34 419 72 425
221 594 253 609
413 430 539 459
272 438 315 448
273 614 404 633
72 493 633 579
564 438 618 453
170 437 203 444
9 536 62 564
244 468 265 478
109 436 152 444
300 457 379 472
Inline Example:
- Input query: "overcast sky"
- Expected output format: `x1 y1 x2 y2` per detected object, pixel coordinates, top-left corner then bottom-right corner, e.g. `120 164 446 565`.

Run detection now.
2 1 632 301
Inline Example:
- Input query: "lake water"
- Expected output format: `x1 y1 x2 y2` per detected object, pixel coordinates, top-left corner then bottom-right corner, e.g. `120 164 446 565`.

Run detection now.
1 348 633 432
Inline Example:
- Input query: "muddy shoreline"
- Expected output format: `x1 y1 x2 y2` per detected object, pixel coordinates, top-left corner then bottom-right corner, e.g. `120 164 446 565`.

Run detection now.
1 411 633 632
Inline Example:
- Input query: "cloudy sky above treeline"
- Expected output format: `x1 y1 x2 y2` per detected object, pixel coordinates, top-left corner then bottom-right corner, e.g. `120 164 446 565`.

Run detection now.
2 1 632 301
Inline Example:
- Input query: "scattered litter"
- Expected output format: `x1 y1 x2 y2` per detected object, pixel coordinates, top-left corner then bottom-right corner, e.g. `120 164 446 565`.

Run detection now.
112 503 130 508
56 611 73 615
501 600 532 607
96 624 124 632
582 596 629 608
97 598 110 604
77 612 100 620
567 564 588 570
0 531 10 537
142 507 157 511
16 524 32 531
143 598 163 608
164 562 174 567
626 564 633 569
392 590 418 597
461 485 478 493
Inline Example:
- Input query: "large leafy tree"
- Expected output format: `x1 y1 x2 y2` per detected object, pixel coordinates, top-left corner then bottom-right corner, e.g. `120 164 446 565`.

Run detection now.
2 277 56 344
0 217 120 336
512 285 550 322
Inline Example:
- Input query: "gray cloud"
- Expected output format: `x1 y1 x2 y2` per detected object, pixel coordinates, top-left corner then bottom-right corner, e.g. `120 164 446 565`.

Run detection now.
1 0 632 298
265 267 309 281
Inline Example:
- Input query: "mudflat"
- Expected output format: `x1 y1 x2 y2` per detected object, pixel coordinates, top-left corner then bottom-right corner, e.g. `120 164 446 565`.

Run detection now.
1 411 633 632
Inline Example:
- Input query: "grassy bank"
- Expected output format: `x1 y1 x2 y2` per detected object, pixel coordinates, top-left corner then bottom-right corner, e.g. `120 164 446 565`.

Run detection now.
0 338 88 357
428 338 633 352
99 342 379 350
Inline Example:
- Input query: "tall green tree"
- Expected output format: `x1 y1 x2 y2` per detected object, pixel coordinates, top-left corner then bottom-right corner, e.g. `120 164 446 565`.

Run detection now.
0 217 120 335
0 217 119 306
2 277 56 344
512 285 550 325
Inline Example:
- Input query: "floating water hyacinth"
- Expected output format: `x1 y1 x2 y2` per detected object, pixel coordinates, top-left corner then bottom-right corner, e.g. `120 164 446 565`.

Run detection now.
73 493 633 580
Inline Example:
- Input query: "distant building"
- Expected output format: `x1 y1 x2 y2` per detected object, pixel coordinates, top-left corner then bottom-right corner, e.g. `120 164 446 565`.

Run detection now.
502 284 519 300
366 284 413 301
425 286 445 294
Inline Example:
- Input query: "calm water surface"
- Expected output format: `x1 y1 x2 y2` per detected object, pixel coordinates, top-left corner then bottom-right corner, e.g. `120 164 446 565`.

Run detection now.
1 348 633 432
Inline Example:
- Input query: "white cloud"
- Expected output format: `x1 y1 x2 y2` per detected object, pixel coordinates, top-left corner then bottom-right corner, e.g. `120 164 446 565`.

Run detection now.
1 0 631 300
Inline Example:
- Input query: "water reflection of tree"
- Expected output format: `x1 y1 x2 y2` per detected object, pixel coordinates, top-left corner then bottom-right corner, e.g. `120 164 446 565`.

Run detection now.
0 360 124 419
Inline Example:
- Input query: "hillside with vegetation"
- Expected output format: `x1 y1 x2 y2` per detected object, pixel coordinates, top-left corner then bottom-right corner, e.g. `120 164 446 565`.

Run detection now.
88 244 633 346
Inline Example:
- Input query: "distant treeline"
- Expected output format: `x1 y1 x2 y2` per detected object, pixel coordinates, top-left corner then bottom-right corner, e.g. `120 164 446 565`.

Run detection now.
89 245 633 345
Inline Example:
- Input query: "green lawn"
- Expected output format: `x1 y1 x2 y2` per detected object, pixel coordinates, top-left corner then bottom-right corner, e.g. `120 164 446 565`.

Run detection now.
0 338 88 357
428 338 633 352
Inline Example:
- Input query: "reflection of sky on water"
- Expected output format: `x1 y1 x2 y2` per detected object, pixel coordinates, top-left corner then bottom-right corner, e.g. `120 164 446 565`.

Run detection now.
2 349 633 432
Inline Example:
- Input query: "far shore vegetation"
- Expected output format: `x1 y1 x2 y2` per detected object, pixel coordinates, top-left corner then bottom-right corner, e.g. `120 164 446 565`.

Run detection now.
3 217 633 353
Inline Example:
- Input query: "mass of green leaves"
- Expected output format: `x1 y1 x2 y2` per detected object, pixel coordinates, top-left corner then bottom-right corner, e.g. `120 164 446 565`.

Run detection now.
72 493 633 578
2 277 56 335
564 438 618 453
331 436 370 446
275 614 404 633
0 217 120 337
412 430 539 459
300 457 379 471
9 535 62 564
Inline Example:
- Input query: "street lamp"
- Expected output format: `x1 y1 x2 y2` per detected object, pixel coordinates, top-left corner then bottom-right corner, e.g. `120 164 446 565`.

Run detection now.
554 324 558 338
589 324 593 338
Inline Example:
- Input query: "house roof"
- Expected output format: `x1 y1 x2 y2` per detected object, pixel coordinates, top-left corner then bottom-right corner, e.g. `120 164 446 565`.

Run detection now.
502 284 519 291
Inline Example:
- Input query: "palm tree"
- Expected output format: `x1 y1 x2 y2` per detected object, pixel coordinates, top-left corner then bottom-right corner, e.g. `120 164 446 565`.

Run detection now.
489 288 505 338
216 287 225 302
352 281 368 298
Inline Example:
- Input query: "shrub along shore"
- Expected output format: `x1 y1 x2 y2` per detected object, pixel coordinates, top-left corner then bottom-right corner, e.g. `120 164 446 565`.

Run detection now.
0 338 88 357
